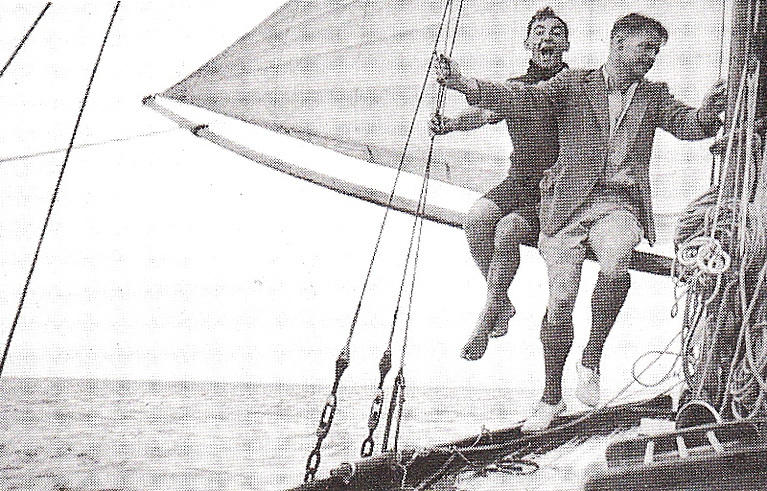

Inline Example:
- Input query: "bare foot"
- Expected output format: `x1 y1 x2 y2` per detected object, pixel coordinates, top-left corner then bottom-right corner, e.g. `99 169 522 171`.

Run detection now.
461 309 495 360
490 300 516 338
460 328 490 360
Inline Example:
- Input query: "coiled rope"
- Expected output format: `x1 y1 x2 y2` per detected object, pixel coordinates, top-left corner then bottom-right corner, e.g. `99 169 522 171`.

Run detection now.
672 0 767 422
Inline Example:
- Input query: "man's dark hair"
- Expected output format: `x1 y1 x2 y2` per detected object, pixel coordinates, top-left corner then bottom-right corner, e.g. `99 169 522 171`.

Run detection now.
526 7 568 39
610 13 668 43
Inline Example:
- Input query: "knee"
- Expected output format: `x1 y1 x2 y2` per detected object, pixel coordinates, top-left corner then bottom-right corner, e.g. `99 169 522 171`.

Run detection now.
547 299 574 326
494 214 530 248
598 256 631 278
464 199 502 235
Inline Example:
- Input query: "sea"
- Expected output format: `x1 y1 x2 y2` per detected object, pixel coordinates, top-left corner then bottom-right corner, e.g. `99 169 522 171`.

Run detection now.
4 377 609 491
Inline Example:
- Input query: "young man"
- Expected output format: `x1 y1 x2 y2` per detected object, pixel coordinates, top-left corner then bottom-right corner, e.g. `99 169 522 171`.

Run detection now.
437 13 727 431
430 7 569 361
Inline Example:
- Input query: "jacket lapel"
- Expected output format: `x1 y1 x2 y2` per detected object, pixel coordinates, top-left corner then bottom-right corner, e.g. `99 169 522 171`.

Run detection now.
584 70 610 144
618 80 650 139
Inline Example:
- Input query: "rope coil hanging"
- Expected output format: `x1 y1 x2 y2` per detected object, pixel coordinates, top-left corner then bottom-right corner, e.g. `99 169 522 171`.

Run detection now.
672 0 767 421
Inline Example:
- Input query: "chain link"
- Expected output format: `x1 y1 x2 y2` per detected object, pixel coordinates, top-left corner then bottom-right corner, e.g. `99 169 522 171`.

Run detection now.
304 345 350 482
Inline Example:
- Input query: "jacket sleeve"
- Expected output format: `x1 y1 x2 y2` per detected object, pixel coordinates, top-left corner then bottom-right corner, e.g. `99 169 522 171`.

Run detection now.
464 70 570 122
657 83 721 140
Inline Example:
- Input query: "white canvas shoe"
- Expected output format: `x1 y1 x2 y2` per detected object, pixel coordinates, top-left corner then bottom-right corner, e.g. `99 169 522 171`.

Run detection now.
521 400 566 433
576 362 600 407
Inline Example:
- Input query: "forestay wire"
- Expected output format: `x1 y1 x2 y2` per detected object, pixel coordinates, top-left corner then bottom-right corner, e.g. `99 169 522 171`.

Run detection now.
0 3 51 80
304 0 464 481
0 2 121 378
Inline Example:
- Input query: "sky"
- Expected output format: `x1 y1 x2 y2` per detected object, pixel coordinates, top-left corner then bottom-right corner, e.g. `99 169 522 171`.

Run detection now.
0 0 725 395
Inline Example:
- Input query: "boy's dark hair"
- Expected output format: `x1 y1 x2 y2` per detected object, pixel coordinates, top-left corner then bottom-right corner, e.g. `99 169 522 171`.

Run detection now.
611 13 668 43
526 7 568 39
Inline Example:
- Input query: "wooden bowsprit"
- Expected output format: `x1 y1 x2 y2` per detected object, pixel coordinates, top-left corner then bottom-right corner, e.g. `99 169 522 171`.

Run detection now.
287 396 672 491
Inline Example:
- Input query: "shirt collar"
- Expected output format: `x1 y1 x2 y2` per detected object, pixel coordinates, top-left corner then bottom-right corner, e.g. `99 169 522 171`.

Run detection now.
601 65 640 92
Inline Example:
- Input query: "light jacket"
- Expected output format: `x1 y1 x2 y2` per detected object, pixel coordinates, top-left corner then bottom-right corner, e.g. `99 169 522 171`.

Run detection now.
466 69 720 245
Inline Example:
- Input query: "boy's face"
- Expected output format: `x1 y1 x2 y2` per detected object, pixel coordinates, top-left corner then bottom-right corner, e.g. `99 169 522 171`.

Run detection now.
524 17 569 69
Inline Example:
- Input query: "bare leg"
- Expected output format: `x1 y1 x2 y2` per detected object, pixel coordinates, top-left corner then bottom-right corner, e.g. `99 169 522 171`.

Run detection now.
460 199 504 360
464 198 504 277
539 232 586 404
465 251 518 353
582 211 640 370
461 210 529 359
487 214 531 337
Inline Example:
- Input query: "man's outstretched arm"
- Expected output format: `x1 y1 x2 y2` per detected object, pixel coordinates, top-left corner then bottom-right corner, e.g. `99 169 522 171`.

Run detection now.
429 108 503 136
435 54 556 120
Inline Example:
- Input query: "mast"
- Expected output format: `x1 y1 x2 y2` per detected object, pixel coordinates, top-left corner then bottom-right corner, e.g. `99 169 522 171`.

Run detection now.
725 0 751 130
675 0 767 425
721 0 766 190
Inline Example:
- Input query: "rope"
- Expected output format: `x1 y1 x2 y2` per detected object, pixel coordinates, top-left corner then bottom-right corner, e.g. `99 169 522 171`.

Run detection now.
0 3 51 80
381 0 465 456
718 0 728 81
712 64 749 233
306 0 462 478
0 2 120 378
0 129 178 164
709 0 730 185
672 1 767 422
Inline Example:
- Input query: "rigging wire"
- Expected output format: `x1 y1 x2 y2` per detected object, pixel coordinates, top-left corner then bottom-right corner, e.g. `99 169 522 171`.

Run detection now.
0 3 51 80
0 2 121 378
374 0 464 457
0 129 178 164
384 141 434 454
304 0 461 480
361 153 432 457
382 0 464 456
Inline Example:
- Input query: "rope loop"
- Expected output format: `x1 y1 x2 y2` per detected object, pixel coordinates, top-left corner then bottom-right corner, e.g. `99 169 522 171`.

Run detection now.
676 236 731 276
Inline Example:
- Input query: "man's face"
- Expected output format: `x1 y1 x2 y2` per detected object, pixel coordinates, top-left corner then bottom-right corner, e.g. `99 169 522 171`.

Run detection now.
614 30 664 79
524 17 569 69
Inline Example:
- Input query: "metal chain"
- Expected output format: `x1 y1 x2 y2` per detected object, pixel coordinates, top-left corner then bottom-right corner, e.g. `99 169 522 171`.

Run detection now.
304 343 350 482
302 0 460 479
360 348 392 457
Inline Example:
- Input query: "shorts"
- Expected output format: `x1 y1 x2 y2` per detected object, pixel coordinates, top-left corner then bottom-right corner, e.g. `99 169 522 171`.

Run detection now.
538 194 643 276
483 175 541 235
